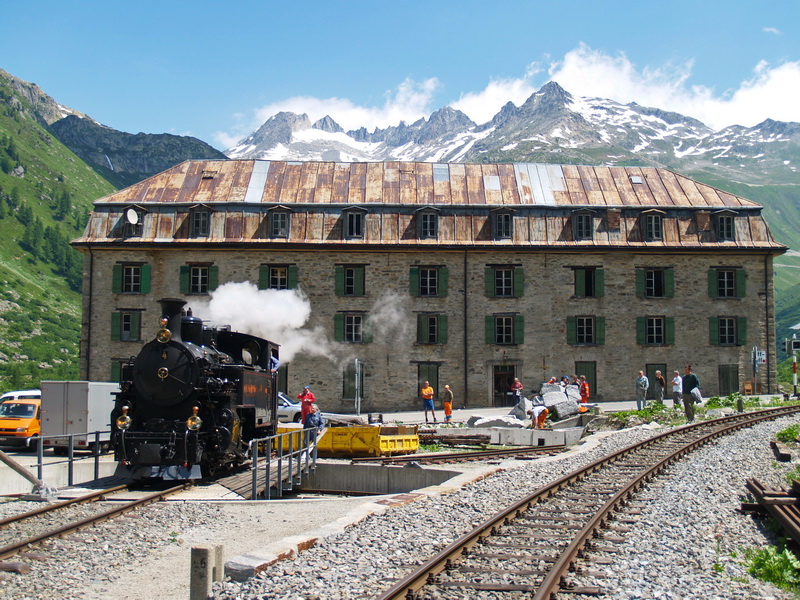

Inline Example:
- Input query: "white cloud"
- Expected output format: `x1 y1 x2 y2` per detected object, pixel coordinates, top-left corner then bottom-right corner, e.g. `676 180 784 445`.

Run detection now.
763 26 781 35
215 77 439 148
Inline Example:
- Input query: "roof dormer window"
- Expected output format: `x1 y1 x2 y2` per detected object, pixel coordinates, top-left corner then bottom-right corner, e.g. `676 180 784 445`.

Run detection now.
492 209 514 240
714 211 736 242
416 207 440 240
189 204 213 238
268 207 292 239
572 210 595 241
641 210 665 241
343 207 367 239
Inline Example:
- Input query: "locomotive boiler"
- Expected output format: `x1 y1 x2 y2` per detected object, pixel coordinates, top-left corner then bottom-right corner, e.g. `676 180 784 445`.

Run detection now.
111 297 279 479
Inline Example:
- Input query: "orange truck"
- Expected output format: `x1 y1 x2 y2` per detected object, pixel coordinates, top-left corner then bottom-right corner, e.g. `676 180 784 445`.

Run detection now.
0 389 42 449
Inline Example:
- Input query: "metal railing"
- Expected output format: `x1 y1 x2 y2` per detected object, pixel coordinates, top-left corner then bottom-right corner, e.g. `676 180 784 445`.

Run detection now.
248 427 320 500
35 431 111 486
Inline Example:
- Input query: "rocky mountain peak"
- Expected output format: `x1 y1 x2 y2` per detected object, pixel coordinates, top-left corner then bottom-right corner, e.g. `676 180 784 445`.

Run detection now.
313 115 344 133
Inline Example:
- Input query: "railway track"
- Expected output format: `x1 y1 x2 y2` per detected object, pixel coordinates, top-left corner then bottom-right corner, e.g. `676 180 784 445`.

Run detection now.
0 483 190 562
375 405 800 600
351 445 567 465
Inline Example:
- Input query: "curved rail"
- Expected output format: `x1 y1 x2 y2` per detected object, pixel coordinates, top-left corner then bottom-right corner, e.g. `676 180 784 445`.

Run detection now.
374 405 800 600
0 483 190 561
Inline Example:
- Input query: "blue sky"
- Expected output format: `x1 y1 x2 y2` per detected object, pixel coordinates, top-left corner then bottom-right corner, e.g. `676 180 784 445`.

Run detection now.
2 1 799 150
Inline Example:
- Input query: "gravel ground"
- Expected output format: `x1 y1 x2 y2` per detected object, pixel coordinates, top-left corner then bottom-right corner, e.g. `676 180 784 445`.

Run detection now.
0 418 797 600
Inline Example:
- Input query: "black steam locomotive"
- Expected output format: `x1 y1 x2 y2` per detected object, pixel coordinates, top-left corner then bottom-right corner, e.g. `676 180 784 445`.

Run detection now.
111 298 279 480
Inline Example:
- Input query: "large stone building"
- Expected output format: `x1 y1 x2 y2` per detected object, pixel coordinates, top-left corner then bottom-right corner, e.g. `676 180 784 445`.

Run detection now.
72 160 785 412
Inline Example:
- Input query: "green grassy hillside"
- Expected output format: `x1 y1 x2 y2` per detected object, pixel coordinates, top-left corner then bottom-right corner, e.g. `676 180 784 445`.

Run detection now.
0 78 115 392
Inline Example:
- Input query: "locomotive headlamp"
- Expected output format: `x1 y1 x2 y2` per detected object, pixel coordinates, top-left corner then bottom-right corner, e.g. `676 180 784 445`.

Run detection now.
186 406 202 431
116 406 132 430
156 328 172 343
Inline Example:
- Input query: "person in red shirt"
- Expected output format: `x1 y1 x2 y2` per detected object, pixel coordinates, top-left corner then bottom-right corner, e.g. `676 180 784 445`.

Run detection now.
579 375 590 403
297 386 316 423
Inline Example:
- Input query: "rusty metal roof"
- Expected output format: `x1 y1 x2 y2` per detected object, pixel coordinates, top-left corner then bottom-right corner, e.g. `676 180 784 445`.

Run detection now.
74 160 785 251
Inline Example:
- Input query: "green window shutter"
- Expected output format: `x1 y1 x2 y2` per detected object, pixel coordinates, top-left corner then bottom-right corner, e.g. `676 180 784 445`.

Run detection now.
575 269 586 297
110 361 121 384
708 269 718 298
409 267 420 297
485 267 494 297
131 312 141 341
595 269 605 298
335 266 345 296
439 315 448 344
665 317 675 345
416 314 425 343
334 314 344 342
258 265 269 290
709 317 719 345
355 266 365 296
439 267 449 297
735 269 747 298
140 264 151 294
514 315 524 344
566 316 577 345
363 318 373 343
513 267 524 297
288 265 298 289
737 316 747 345
180 266 190 294
665 268 675 298
596 317 606 345
636 317 646 345
485 316 495 344
635 269 645 298
112 264 122 293
111 312 121 341
208 266 219 291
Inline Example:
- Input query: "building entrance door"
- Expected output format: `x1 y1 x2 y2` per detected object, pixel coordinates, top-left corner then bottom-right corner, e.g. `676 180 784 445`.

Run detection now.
575 361 596 400
493 365 517 407
718 364 739 396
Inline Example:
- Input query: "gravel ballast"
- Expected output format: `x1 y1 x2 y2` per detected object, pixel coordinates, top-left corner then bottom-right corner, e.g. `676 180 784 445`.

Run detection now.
0 417 797 600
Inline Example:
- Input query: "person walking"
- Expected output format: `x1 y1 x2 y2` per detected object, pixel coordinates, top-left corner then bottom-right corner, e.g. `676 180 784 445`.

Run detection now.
579 375 590 403
297 385 316 423
635 371 649 411
443 384 453 423
421 381 437 423
654 370 666 404
681 365 700 422
510 378 524 402
671 370 683 409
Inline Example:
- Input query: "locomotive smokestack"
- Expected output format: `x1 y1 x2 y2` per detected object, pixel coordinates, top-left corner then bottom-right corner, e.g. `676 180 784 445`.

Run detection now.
158 298 187 342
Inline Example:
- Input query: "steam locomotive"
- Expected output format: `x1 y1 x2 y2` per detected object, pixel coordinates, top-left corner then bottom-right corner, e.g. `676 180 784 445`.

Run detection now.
111 297 279 480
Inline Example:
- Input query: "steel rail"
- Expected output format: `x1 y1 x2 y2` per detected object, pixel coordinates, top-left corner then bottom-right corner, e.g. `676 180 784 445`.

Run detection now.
0 484 130 529
0 483 190 561
374 405 800 600
350 445 566 465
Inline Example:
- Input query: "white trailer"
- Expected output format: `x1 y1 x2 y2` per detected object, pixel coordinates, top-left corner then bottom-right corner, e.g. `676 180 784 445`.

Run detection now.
40 381 117 454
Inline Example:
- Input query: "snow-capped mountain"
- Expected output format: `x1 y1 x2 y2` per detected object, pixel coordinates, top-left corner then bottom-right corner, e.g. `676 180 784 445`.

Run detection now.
226 82 800 185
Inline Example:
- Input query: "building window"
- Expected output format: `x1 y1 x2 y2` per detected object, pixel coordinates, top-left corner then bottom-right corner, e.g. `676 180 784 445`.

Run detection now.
573 213 593 240
493 212 513 239
417 314 447 344
336 266 366 296
191 210 210 237
124 209 143 237
636 268 674 298
709 268 746 298
710 316 746 346
111 311 141 342
486 266 524 298
486 314 524 345
334 313 371 343
269 211 290 238
643 213 663 241
345 211 365 239
567 316 605 345
419 212 438 239
636 316 675 345
410 266 448 297
180 265 218 295
574 268 604 298
258 265 297 290
112 264 151 294
717 214 735 241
